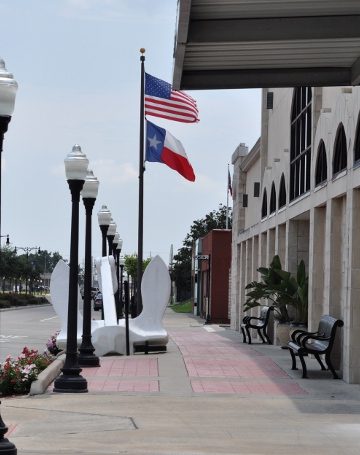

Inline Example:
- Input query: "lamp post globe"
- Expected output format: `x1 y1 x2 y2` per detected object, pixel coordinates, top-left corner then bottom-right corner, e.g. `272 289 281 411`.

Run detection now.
82 169 99 199
0 58 17 254
53 145 89 393
0 57 17 455
0 59 18 117
97 205 111 256
78 170 100 367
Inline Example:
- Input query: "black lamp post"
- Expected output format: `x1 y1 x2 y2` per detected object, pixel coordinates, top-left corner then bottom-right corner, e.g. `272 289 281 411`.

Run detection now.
112 233 120 318
97 205 111 257
119 255 125 320
53 144 89 393
106 219 116 256
78 170 100 368
0 57 18 455
124 279 130 356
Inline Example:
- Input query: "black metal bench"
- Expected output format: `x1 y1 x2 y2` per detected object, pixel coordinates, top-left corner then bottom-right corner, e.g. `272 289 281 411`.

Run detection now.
287 315 344 379
240 306 274 344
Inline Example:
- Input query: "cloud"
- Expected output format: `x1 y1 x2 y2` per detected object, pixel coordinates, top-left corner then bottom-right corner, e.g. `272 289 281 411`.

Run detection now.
88 159 137 185
62 0 174 23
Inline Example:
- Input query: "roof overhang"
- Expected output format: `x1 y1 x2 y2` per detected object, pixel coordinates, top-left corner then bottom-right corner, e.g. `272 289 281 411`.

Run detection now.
173 0 360 90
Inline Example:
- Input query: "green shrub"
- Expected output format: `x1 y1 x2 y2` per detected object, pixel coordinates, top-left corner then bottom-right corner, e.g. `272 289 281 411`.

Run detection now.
0 300 11 308
170 300 192 313
0 294 48 307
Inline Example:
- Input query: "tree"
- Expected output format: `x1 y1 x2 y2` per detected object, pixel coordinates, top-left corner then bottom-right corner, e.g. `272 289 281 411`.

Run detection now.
0 247 64 293
173 204 232 301
124 254 152 316
124 255 151 279
30 250 63 274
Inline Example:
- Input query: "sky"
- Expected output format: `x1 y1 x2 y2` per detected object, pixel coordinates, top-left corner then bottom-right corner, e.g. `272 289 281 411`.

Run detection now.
0 0 261 264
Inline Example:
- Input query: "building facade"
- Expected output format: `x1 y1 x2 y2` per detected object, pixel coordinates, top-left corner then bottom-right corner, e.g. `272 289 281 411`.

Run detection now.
231 86 360 384
198 229 231 324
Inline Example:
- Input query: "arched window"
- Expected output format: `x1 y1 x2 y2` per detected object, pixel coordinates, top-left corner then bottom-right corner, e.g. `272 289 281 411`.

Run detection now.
333 123 347 175
261 189 268 218
354 113 360 163
270 182 276 214
315 140 327 186
290 87 312 201
278 174 286 208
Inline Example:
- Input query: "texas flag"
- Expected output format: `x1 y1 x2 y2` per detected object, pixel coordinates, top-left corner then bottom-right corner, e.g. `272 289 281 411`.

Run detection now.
145 120 195 182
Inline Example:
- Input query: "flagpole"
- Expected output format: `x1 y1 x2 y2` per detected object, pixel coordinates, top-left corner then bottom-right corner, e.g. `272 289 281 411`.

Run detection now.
137 48 145 316
226 164 229 229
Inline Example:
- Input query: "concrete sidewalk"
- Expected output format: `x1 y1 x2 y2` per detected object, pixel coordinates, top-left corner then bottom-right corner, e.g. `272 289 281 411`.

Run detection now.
2 309 360 454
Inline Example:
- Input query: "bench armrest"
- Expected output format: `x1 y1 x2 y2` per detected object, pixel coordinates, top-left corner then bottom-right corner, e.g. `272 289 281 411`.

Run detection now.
300 333 330 347
247 316 263 323
291 329 318 343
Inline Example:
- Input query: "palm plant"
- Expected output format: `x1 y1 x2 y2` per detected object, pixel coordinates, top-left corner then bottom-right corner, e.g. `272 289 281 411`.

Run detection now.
244 255 308 324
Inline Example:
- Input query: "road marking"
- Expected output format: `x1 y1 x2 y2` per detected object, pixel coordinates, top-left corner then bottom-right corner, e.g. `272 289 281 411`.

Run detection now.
40 316 58 322
0 335 28 339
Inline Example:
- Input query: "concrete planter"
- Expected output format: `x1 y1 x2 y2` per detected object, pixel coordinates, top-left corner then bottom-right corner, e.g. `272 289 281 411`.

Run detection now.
29 353 65 395
274 322 290 347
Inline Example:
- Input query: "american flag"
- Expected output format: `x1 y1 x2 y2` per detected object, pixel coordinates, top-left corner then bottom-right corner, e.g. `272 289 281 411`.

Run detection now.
145 73 199 123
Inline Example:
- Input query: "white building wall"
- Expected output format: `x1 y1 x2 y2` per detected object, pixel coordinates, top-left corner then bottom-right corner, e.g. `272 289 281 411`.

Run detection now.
231 85 360 384
244 156 261 229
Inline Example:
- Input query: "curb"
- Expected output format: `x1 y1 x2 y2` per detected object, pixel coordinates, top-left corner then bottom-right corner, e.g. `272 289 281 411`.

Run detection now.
29 353 65 395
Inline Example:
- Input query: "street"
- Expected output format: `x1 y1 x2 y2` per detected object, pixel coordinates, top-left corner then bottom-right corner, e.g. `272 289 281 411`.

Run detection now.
0 304 59 361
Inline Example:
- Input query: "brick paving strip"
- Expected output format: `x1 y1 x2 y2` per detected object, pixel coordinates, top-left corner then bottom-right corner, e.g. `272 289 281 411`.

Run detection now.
169 329 308 396
46 327 307 396
81 357 159 392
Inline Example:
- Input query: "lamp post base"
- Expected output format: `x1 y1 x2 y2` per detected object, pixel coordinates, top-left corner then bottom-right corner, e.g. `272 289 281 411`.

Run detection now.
0 410 17 455
53 369 88 393
0 439 17 455
78 349 100 367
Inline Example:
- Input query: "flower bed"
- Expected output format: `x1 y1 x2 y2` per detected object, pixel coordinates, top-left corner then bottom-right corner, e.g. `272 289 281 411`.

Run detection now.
0 347 54 396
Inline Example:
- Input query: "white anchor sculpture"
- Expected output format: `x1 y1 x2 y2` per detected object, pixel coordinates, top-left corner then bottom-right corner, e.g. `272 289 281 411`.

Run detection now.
50 255 170 355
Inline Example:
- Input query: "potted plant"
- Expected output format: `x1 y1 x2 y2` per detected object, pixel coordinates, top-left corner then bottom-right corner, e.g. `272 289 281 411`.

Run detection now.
244 255 308 346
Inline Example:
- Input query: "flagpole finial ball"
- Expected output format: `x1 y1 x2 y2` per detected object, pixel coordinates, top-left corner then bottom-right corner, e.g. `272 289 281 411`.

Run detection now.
140 48 145 54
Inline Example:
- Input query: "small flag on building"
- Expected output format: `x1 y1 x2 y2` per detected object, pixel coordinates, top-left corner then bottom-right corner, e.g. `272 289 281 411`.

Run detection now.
146 120 196 182
145 73 199 123
228 168 232 196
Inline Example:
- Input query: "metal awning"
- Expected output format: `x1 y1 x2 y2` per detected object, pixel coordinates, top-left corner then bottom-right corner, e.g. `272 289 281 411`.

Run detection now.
173 0 360 90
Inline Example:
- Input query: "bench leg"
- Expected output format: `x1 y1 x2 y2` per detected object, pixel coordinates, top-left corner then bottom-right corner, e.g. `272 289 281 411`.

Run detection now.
263 328 271 345
257 329 266 343
325 353 339 379
240 327 247 343
246 326 252 344
298 352 308 378
314 353 326 371
289 349 298 370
